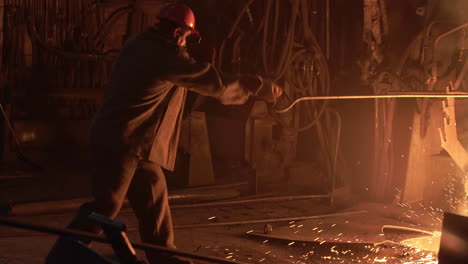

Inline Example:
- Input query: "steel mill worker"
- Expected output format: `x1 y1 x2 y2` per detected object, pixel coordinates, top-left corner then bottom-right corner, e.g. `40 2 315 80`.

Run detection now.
46 3 282 264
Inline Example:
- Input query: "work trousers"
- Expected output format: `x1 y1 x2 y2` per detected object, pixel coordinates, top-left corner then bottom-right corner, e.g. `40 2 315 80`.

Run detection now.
46 150 174 263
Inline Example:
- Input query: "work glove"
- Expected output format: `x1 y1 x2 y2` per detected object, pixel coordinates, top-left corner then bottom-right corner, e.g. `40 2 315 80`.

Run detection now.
218 74 262 105
218 80 251 105
218 75 283 105
253 77 283 104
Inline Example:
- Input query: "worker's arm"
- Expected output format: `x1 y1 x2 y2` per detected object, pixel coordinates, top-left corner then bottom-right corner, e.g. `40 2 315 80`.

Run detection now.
221 73 283 104
162 50 281 105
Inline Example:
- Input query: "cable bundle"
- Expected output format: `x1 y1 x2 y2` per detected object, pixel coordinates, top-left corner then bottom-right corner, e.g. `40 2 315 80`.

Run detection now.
217 0 340 193
1 0 134 93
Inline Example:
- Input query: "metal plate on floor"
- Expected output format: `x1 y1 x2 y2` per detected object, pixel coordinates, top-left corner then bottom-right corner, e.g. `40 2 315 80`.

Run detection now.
246 213 436 246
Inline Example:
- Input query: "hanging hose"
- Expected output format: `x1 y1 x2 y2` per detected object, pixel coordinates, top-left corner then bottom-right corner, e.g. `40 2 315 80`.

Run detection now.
92 4 134 50
218 0 339 194
226 0 256 39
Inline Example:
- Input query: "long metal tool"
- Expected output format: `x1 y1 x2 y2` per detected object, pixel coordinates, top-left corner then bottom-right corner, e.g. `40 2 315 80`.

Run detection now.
173 210 367 229
0 216 248 264
275 93 468 113
171 194 330 209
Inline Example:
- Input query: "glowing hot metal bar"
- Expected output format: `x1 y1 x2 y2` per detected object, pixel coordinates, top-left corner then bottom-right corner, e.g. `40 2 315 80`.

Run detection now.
275 93 468 113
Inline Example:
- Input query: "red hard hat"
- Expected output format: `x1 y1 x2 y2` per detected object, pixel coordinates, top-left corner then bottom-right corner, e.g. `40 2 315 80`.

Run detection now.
157 3 199 35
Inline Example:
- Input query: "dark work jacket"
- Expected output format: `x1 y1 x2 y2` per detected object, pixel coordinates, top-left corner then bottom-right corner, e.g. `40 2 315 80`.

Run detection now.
90 28 255 171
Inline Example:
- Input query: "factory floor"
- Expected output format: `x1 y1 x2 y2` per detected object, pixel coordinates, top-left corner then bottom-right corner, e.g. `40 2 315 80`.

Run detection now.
0 155 442 263
0 200 441 264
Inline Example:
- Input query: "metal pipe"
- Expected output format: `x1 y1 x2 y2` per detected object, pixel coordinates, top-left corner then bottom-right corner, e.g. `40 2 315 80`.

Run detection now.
431 22 468 81
227 0 255 39
0 0 4 66
0 216 248 264
172 210 367 229
325 0 330 60
171 194 330 209
454 57 468 91
4 188 240 216
421 20 451 65
275 93 468 114
180 182 247 192
433 22 468 60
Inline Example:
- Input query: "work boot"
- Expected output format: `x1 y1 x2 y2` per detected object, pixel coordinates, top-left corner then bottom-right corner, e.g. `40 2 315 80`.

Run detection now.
45 237 110 264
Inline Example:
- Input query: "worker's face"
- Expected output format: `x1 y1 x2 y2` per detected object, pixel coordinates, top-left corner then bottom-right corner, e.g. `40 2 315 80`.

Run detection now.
174 27 191 48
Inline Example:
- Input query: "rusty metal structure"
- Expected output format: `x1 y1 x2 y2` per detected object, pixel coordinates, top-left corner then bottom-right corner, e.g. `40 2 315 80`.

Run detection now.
367 0 467 210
